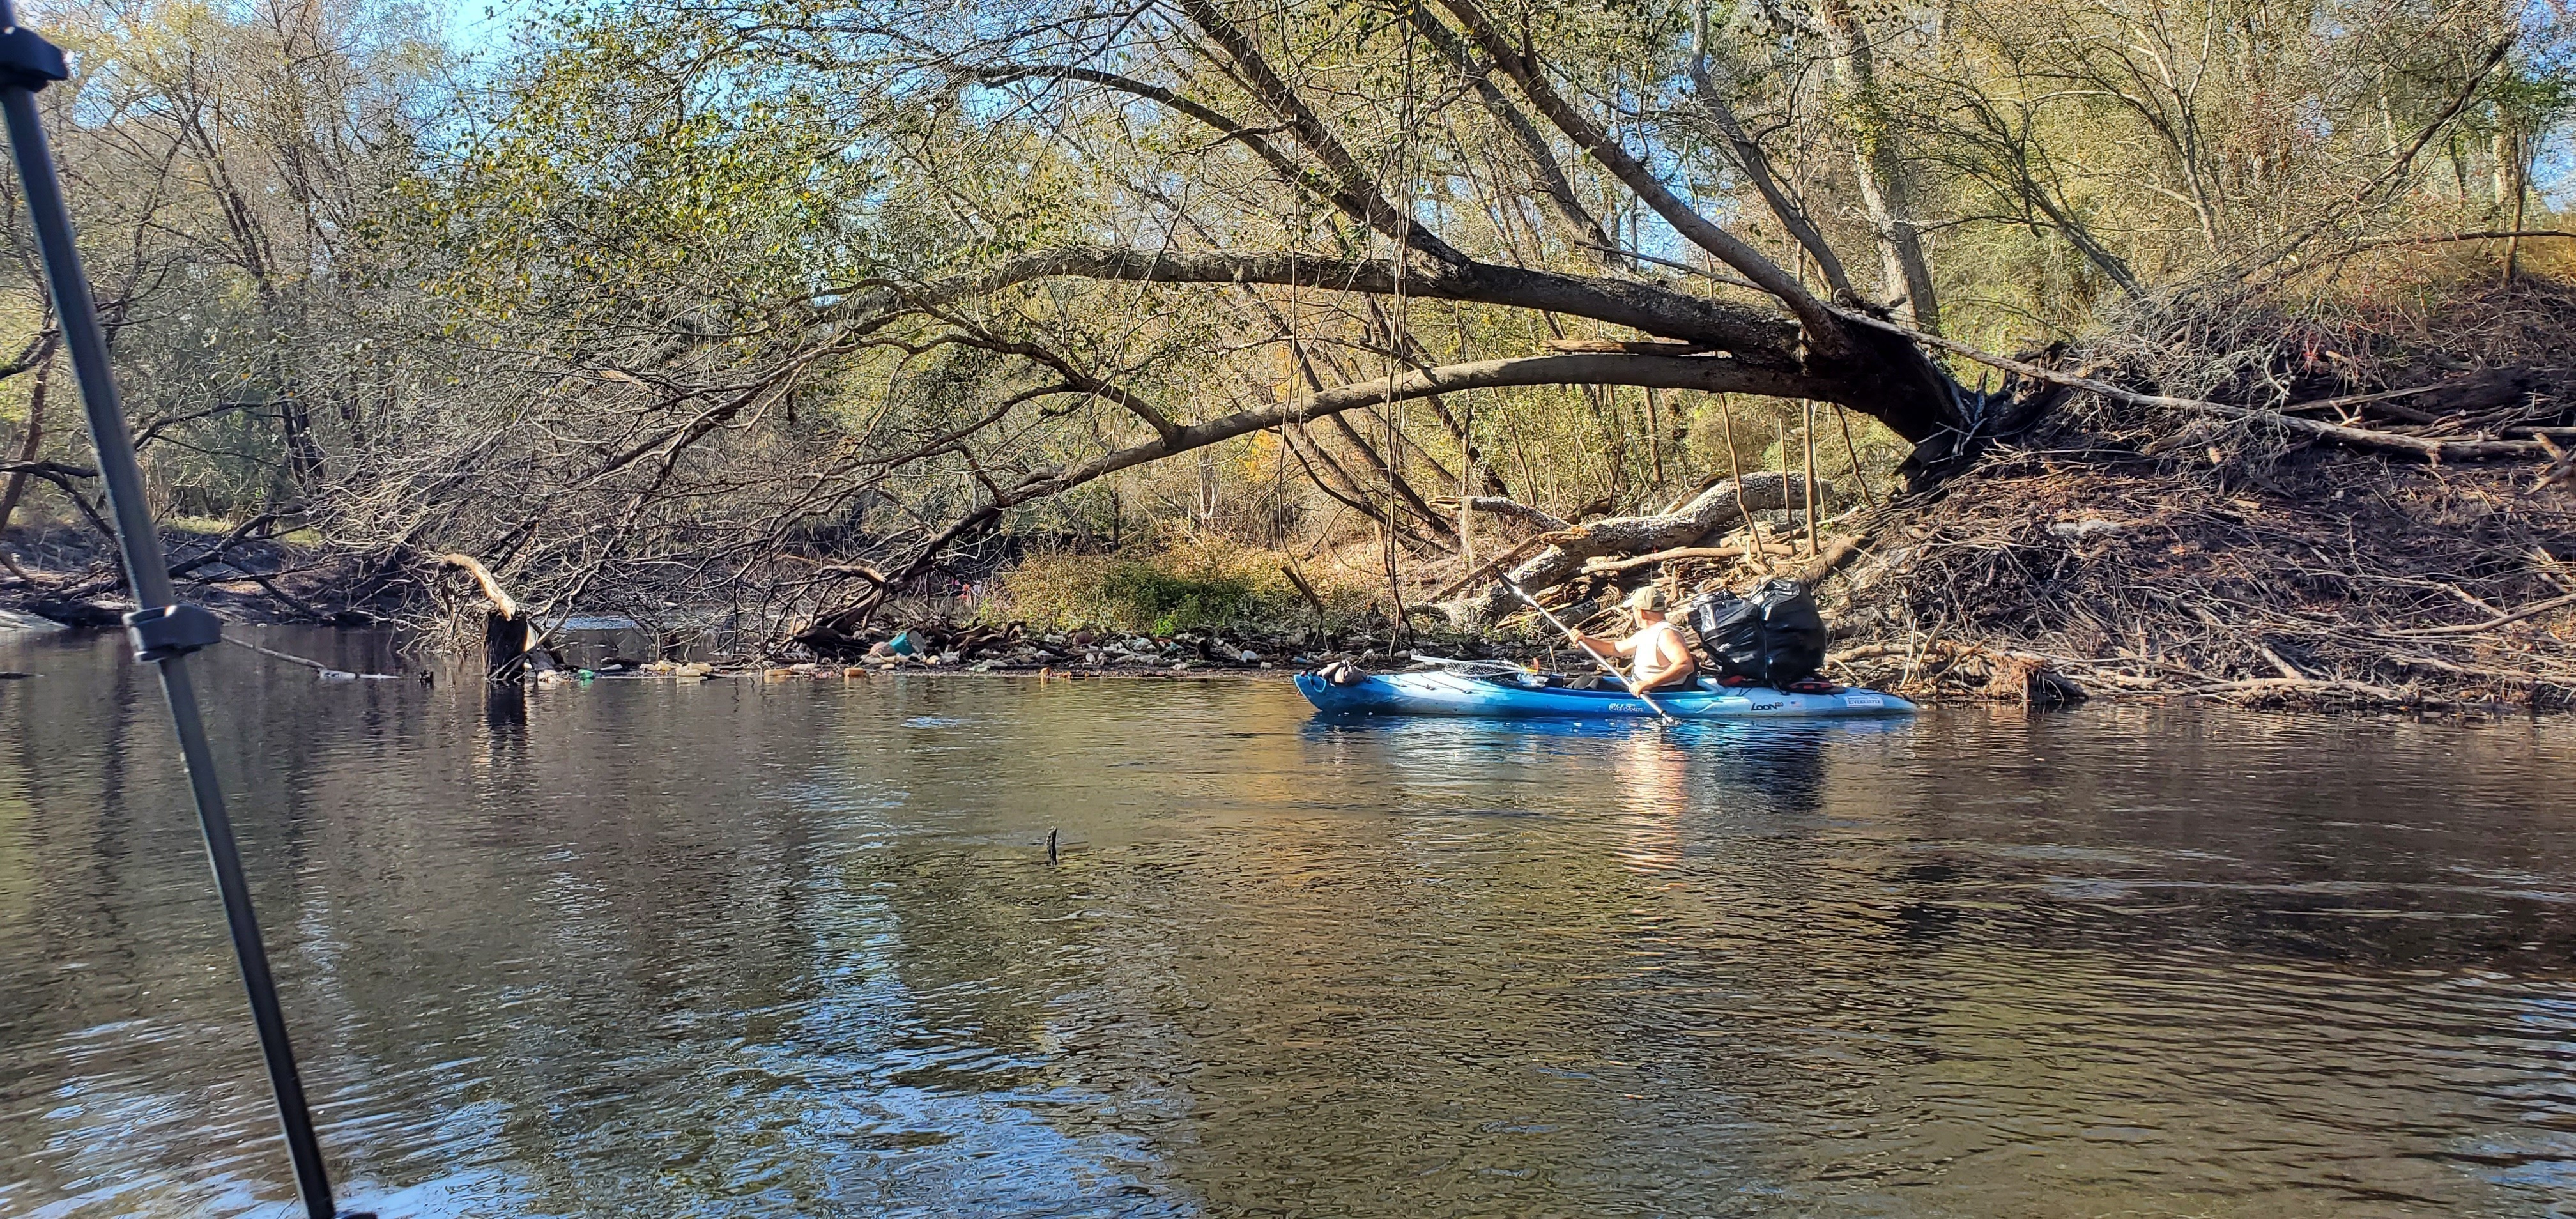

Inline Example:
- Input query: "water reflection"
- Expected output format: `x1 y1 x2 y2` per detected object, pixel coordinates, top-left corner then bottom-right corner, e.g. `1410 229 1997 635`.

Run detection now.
1 634 2572 1216
482 682 527 733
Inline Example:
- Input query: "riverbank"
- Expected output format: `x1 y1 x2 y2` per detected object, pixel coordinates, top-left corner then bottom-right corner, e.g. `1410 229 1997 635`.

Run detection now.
1815 452 2573 712
8 511 2566 713
8 327 2569 715
0 518 391 629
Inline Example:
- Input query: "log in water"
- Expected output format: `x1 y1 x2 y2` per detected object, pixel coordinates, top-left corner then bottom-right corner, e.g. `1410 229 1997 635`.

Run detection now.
1 630 2571 1215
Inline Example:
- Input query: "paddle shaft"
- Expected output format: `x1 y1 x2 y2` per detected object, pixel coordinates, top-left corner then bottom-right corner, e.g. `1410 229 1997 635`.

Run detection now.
1496 578 1676 722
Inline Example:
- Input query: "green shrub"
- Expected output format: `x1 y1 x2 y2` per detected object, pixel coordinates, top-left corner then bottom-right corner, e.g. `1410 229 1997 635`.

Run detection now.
997 539 1348 633
1097 564 1264 633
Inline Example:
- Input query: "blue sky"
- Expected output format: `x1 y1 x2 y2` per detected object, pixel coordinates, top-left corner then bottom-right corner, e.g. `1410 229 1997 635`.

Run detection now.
441 0 546 61
428 0 2566 204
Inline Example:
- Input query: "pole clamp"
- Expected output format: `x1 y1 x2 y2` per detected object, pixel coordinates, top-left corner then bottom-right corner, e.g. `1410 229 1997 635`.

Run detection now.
125 603 223 663
0 25 66 90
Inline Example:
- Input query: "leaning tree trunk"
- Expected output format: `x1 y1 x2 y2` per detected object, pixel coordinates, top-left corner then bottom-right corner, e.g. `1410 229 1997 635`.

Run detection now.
1818 0 1940 334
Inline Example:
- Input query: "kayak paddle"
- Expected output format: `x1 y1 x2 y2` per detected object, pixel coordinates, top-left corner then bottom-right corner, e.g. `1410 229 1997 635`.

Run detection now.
1493 576 1678 723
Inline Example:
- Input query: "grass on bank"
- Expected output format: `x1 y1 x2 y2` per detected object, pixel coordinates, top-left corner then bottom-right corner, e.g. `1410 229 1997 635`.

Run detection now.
991 538 1379 635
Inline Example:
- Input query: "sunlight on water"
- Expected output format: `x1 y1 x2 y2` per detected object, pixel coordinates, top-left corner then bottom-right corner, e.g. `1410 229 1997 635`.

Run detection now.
2 631 2572 1216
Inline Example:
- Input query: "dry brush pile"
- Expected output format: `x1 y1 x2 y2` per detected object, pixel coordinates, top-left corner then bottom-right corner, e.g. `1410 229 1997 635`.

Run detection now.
1814 282 2576 711
1412 272 2575 712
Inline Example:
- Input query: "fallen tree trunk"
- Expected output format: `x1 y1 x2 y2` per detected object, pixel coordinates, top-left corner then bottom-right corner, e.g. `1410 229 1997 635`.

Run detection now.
1455 496 1572 532
1567 530 1865 591
1580 542 1796 576
1452 472 1821 624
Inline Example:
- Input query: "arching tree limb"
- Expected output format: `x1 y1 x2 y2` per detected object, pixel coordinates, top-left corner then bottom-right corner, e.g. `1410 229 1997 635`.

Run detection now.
818 245 1802 359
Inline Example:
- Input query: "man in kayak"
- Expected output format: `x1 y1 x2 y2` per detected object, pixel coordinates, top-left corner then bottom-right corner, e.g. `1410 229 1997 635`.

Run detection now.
1577 585 1698 693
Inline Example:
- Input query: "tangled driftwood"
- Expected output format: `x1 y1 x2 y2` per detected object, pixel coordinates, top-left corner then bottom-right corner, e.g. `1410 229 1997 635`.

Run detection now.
1818 456 2575 711
1449 472 1821 625
786 560 890 652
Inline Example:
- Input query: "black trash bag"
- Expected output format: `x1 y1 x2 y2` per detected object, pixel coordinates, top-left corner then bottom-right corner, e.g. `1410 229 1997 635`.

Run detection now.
1684 579 1828 686
1686 591 1765 677
1754 581 1829 685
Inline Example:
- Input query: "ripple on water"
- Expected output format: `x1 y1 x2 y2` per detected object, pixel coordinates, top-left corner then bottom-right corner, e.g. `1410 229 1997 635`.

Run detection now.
1 637 2573 1216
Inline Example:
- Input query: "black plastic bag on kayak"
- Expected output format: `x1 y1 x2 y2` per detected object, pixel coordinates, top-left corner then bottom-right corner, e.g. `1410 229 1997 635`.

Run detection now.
1755 582 1829 683
1683 579 1827 686
1686 592 1765 676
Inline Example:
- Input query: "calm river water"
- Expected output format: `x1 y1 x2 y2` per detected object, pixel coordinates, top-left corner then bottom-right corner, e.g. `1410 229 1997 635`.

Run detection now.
2 630 2572 1217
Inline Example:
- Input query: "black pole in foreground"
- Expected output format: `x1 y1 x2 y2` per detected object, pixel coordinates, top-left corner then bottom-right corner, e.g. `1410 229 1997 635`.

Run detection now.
0 10 351 1218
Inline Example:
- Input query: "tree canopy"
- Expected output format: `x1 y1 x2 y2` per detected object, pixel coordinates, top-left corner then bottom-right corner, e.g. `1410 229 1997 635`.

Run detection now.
2 0 2568 640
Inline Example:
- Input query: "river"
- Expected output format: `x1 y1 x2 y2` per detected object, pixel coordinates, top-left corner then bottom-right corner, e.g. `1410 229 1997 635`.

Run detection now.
2 630 2572 1216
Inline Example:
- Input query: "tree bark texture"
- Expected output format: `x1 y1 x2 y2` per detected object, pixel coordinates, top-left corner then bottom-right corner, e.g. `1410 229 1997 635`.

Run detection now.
1455 472 1822 624
1817 0 1941 333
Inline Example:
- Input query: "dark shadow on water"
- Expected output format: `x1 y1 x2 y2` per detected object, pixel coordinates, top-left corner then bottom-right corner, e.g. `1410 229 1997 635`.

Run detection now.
480 681 526 731
1298 711 1907 820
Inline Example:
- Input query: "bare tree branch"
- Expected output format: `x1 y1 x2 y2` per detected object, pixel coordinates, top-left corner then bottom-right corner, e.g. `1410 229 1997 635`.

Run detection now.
893 351 1844 580
1402 3 1613 256
970 64 1419 251
1428 0 1848 349
1172 0 1469 267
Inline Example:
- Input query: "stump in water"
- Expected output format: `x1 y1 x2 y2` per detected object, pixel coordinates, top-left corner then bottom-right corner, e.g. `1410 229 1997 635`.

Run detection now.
441 553 530 682
482 610 527 680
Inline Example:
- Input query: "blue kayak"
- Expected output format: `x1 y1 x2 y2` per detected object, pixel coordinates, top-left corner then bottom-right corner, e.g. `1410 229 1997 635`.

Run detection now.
1296 669 1917 719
